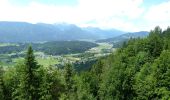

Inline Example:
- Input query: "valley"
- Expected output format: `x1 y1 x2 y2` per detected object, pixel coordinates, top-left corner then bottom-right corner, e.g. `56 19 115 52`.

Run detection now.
0 0 169 99
0 0 170 99
0 41 114 71
1 23 170 99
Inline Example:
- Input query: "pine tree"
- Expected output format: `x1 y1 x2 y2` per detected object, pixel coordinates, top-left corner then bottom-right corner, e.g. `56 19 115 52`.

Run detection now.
148 26 163 57
63 64 74 99
90 60 104 99
39 67 52 100
0 66 5 100
14 46 41 100
152 50 170 99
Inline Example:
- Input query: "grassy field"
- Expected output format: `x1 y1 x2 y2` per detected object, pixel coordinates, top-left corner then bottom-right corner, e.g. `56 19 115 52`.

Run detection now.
36 57 59 67
0 43 18 47
87 43 114 53
11 51 59 67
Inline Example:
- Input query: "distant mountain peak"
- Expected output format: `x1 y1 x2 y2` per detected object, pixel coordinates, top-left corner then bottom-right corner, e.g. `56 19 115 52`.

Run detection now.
0 21 125 42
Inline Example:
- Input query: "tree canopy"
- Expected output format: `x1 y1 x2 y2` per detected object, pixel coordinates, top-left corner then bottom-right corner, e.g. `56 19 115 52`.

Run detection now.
1 26 170 99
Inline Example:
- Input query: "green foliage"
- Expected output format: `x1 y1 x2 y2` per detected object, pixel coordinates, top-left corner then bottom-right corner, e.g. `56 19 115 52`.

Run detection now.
39 66 64 100
74 73 95 100
147 27 163 57
0 66 5 100
151 50 170 99
0 41 98 55
61 64 75 99
13 46 41 100
89 26 170 99
1 26 170 100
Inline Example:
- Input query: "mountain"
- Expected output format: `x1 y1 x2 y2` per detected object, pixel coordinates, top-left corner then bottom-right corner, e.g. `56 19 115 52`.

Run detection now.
83 27 125 39
96 31 149 47
0 21 124 42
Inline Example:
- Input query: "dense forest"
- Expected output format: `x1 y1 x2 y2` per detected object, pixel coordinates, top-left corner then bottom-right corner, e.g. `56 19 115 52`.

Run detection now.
0 41 98 55
1 26 170 100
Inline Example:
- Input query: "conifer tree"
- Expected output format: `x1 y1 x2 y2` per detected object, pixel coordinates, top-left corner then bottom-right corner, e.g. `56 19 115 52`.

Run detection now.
0 66 5 100
63 64 74 99
14 46 41 100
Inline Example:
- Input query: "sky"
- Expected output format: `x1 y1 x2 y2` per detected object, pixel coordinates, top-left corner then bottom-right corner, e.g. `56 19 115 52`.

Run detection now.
0 0 170 32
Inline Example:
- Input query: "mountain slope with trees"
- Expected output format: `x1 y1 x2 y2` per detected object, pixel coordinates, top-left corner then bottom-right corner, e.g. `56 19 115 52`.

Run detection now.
1 26 170 99
0 41 98 55
86 26 170 99
97 31 149 47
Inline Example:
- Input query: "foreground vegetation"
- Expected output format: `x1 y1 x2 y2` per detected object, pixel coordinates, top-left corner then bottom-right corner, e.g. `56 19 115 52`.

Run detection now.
1 26 170 99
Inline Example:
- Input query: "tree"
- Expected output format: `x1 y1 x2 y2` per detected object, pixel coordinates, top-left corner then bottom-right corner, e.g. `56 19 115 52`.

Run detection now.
147 26 163 57
133 63 156 99
14 46 41 100
90 60 104 99
74 72 95 100
61 64 75 99
151 50 170 99
0 66 5 100
39 66 64 100
64 64 74 92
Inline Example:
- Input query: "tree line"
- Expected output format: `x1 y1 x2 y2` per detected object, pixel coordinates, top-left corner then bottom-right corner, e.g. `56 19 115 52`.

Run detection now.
1 26 170 100
0 41 98 55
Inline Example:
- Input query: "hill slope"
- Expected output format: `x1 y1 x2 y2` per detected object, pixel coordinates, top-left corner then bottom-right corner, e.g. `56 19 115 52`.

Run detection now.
96 31 149 47
0 41 98 55
80 26 170 99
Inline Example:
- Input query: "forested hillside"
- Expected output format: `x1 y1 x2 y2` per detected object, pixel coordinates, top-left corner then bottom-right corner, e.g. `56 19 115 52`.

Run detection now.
96 31 149 48
88 26 170 99
0 41 98 55
1 26 170 100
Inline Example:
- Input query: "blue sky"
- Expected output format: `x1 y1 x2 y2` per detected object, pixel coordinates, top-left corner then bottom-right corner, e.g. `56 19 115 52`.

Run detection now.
0 0 170 31
9 0 78 6
9 0 163 7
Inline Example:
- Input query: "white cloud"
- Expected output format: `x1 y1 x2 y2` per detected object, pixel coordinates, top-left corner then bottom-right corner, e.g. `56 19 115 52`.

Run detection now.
0 0 144 31
143 1 170 30
144 1 170 22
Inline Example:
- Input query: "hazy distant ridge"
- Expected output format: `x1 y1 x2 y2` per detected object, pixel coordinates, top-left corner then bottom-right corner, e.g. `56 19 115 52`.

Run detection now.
0 21 125 42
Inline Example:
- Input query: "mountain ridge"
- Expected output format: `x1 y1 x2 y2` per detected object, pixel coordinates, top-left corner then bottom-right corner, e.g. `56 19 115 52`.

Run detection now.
0 21 125 42
96 31 149 47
